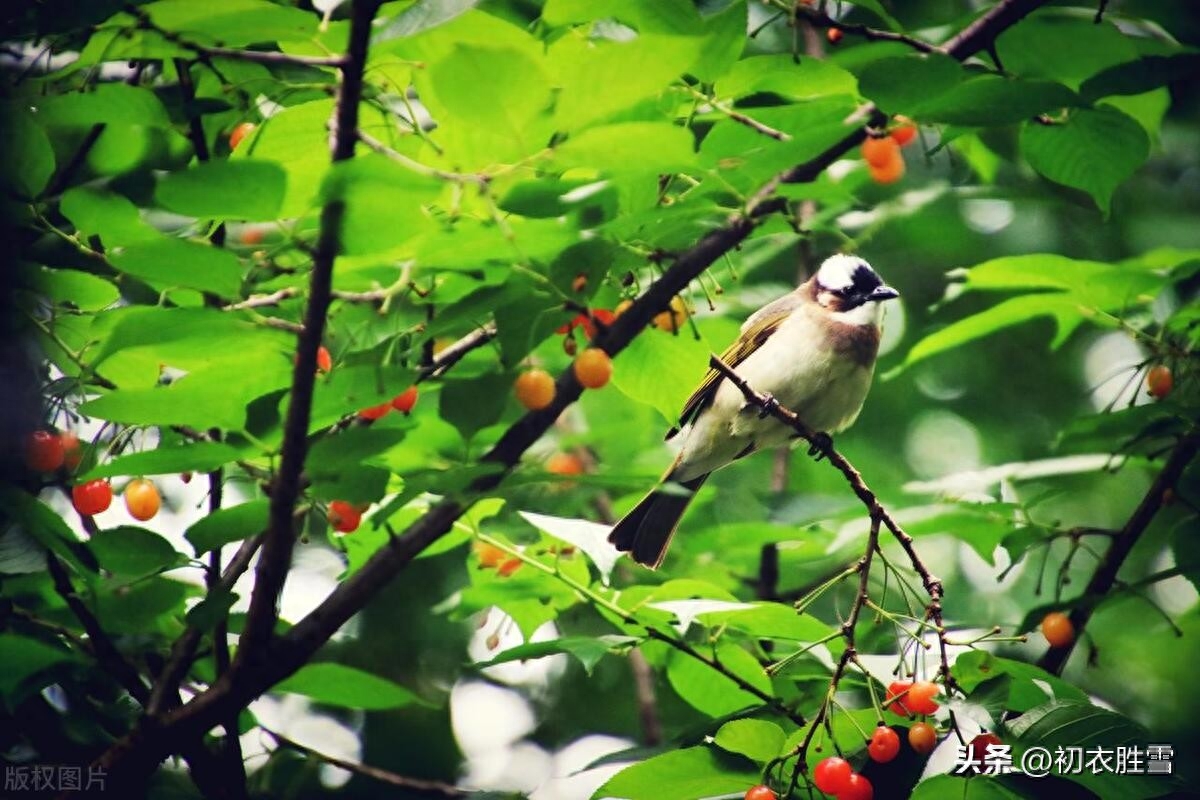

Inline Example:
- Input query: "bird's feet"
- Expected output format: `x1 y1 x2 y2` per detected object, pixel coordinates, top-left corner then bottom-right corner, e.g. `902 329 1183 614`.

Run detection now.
757 393 781 419
807 432 833 461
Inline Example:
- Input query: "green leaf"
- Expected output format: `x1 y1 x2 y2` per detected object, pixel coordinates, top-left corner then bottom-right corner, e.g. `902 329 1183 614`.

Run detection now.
666 641 770 717
952 651 1087 713
80 442 242 480
1020 107 1150 217
60 186 159 246
439 371 513 441
318 154 438 256
428 44 551 140
0 526 48 575
914 77 1078 126
235 99 331 218
186 590 238 631
555 122 696 175
519 510 622 584
109 237 244 297
1080 53 1200 102
691 0 746 84
1008 701 1168 800
185 499 269 554
593 746 759 800
376 0 479 42
475 635 636 676
0 107 55 197
719 54 857 101
0 486 94 575
143 0 317 46
911 775 1026 800
713 718 786 763
611 328 711 424
94 576 192 634
308 364 417 431
31 266 120 312
857 53 962 114
157 160 285 221
697 602 835 643
0 634 78 707
89 526 185 576
274 662 421 710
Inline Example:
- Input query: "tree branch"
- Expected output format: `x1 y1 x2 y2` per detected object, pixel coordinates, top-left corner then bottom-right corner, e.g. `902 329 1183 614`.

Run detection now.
46 555 151 704
1037 428 1200 676
235 0 379 667
261 727 467 796
793 6 937 54
87 0 1051 783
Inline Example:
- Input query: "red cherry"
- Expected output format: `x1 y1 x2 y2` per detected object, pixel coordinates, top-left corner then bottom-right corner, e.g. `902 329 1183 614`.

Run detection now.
316 346 332 374
358 402 391 421
744 786 777 800
837 773 873 800
885 680 913 717
26 430 65 473
328 500 362 533
60 432 83 471
868 726 900 763
391 386 419 414
72 479 113 517
907 681 940 715
813 756 851 794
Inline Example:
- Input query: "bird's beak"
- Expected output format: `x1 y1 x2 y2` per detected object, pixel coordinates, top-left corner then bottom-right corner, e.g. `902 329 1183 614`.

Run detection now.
869 285 900 302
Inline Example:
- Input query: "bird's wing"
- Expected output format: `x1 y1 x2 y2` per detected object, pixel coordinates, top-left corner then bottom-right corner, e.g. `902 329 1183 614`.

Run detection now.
667 296 796 440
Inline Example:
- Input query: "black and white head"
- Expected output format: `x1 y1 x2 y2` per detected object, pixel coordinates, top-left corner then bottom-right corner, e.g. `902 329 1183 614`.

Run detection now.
812 254 899 324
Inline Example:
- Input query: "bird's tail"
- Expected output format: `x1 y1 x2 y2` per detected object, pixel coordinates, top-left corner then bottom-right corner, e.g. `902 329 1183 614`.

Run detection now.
608 463 708 569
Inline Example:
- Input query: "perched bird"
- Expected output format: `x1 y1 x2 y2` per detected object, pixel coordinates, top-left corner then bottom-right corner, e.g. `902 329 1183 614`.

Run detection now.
608 254 899 568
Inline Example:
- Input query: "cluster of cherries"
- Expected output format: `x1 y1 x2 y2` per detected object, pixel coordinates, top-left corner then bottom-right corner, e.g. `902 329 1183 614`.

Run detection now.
25 430 161 522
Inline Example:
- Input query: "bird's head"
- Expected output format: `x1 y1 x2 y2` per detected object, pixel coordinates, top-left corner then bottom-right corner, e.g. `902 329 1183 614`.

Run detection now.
812 254 899 322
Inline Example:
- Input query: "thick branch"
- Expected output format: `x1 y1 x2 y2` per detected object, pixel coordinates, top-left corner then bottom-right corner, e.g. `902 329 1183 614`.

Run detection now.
1037 429 1200 675
236 0 379 666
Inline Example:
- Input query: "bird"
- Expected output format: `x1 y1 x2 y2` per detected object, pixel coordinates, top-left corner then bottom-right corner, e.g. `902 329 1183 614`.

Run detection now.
608 254 899 568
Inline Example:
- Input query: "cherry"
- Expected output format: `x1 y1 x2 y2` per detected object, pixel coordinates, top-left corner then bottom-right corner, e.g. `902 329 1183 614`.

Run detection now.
72 479 113 517
908 722 937 755
358 402 392 421
907 681 940 715
868 156 905 184
241 227 265 246
574 348 613 389
868 725 900 763
890 117 918 146
744 786 777 800
25 430 65 473
546 453 585 476
967 733 1003 773
826 27 843 44
498 557 523 577
862 137 901 168
1041 611 1074 648
652 297 687 332
123 478 161 521
1146 365 1172 399
328 500 362 533
316 345 332 374
60 432 83 471
474 542 505 568
837 773 873 800
392 386 419 414
515 369 556 410
885 680 913 717
229 122 255 150
812 756 851 794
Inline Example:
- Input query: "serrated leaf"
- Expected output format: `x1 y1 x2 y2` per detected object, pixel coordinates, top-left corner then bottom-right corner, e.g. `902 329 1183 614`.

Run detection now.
429 44 550 139
713 718 786 763
1081 53 1200 102
857 53 962 114
610 328 710 424
555 122 696 174
185 499 269 554
0 108 55 198
1020 107 1149 217
32 267 120 312
273 662 422 710
719 54 857 101
593 746 759 800
143 0 317 46
80 442 241 480
157 160 285 221
376 0 479 42
914 77 1078 126
0 486 95 575
952 651 1087 713
318 154 438 256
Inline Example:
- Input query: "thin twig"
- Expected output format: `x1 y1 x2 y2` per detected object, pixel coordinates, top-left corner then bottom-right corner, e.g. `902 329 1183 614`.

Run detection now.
792 6 937 53
358 130 488 184
680 83 791 141
261 727 467 796
1037 429 1200 675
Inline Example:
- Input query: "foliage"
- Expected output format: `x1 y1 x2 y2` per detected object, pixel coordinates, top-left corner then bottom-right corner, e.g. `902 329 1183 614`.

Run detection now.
1 1 1198 799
